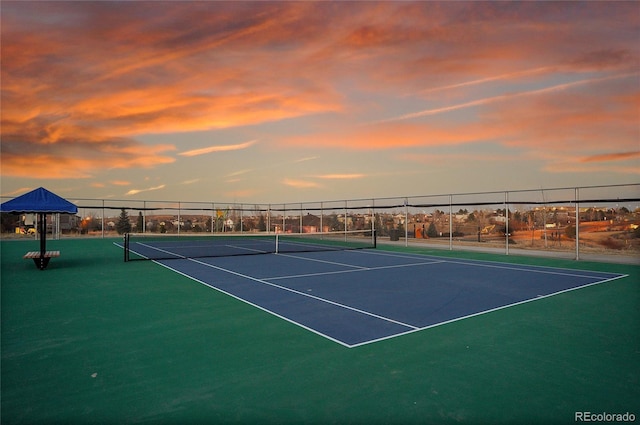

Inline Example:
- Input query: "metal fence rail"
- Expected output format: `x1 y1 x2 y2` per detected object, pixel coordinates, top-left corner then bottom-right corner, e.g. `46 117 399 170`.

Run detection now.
2 183 639 261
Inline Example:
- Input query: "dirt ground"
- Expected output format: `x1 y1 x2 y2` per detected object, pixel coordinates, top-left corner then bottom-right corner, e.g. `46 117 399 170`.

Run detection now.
480 221 640 254
408 220 640 256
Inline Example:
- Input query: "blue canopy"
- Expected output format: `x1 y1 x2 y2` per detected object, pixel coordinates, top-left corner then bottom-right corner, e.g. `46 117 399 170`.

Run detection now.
1 187 78 214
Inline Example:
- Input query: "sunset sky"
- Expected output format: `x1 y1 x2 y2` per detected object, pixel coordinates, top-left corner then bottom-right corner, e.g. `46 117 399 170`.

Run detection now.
1 1 639 204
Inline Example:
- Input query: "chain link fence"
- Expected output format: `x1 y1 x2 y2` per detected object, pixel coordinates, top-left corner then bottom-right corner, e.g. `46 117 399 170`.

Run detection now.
2 183 639 261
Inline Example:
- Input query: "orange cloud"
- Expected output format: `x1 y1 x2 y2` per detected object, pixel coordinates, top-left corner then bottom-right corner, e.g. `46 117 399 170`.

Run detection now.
125 185 166 196
487 87 639 154
395 151 530 164
543 161 640 175
2 1 637 187
378 72 638 124
420 67 554 95
282 178 322 189
313 174 366 179
225 170 253 178
278 121 502 151
179 140 258 157
2 155 96 179
278 69 639 178
0 134 176 179
0 3 344 180
1 187 34 197
580 151 640 163
533 147 640 175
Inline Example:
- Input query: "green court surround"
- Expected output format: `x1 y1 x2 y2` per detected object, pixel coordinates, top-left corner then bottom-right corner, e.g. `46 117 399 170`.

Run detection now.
1 238 638 424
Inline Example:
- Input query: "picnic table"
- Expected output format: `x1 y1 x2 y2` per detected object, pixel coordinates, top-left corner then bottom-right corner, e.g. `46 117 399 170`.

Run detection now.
23 250 60 270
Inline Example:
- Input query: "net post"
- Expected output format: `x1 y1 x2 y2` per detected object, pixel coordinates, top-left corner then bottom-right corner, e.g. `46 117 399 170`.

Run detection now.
275 233 279 254
373 229 377 249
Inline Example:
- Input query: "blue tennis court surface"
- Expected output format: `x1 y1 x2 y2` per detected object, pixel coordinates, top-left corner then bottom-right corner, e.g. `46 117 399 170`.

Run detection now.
145 249 625 348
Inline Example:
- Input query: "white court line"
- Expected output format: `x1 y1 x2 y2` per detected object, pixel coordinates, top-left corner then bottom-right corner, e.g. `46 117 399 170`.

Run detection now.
151 260 354 348
118 241 629 348
349 248 625 280
147 255 629 349
348 273 629 348
265 260 445 281
137 242 185 258
134 241 270 257
276 252 368 269
122 239 624 281
187 258 421 331
222 244 270 254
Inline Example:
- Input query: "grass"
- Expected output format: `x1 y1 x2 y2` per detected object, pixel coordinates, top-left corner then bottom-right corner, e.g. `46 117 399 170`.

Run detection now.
1 237 638 424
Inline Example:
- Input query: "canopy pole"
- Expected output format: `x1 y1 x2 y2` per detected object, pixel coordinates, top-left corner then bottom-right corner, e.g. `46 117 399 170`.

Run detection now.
39 212 47 270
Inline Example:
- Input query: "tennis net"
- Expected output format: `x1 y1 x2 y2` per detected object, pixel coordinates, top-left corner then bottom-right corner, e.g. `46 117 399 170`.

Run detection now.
123 230 376 261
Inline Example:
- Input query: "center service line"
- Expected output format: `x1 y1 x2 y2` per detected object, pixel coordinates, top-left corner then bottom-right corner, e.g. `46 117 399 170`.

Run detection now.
188 258 420 330
265 260 446 281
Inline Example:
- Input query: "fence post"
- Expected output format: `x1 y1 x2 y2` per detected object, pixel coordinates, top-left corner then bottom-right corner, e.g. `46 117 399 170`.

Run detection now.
405 198 409 247
449 195 453 250
143 201 146 234
102 199 105 238
575 188 580 260
505 191 509 256
345 200 348 234
371 199 375 235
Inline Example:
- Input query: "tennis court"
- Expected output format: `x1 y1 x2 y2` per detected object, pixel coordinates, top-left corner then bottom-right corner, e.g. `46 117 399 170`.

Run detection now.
123 232 626 348
2 237 638 424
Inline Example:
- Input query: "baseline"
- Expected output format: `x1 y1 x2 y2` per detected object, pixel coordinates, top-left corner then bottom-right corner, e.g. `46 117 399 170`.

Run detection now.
127 243 628 348
188 258 419 331
153 257 417 347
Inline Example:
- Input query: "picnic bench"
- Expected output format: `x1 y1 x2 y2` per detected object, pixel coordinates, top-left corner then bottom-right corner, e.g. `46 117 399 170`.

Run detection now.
23 250 60 270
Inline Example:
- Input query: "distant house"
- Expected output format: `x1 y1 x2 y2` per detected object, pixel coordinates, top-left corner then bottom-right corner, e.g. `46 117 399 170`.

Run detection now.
59 213 80 231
